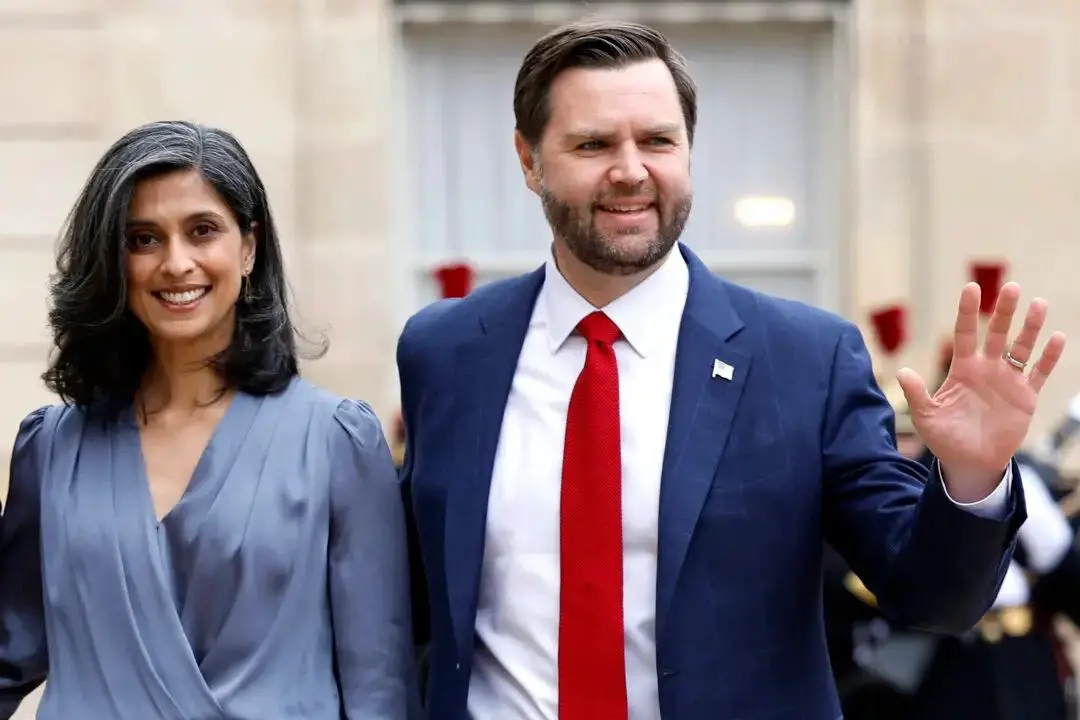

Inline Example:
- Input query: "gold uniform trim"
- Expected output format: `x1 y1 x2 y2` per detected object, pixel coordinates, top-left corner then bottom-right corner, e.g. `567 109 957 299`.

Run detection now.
977 605 1034 643
843 572 878 607
841 572 1034 643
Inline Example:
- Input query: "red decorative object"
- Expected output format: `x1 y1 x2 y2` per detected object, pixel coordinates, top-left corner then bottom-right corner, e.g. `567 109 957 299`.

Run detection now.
869 304 908 356
969 261 1007 316
433 262 474 299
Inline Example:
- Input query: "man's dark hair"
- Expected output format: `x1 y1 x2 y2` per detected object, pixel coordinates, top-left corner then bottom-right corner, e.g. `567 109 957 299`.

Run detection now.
513 19 698 147
42 120 324 417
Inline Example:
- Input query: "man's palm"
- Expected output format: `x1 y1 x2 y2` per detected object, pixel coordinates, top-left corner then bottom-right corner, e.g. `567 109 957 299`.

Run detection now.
897 282 1065 482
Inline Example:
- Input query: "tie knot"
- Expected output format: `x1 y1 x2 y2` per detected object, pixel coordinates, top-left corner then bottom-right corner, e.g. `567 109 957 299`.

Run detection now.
577 311 621 346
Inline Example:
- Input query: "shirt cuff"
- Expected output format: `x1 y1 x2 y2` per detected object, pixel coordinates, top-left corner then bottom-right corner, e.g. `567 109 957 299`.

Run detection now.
940 463 1012 520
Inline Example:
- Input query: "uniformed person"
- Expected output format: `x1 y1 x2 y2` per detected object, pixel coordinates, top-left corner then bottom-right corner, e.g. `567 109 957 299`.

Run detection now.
905 342 1080 719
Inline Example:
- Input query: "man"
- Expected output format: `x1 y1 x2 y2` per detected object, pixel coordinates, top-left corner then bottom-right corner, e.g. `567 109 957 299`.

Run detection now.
832 349 1080 719
396 20 1067 719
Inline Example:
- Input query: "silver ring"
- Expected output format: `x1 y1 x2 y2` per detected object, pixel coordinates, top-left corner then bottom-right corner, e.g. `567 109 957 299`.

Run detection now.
1003 351 1027 370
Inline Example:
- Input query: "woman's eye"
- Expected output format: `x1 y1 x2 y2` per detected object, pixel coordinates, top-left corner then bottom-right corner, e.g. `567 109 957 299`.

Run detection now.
126 234 157 251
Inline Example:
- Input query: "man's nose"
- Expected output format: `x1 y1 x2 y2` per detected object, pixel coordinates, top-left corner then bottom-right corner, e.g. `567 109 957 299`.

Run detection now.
608 144 648 186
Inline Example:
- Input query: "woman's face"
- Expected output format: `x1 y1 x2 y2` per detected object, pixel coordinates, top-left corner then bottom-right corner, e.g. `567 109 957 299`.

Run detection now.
124 168 255 352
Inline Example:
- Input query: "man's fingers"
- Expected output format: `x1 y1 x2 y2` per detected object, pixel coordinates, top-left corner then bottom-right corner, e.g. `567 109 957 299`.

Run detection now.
1003 297 1048 369
1028 331 1066 394
952 283 981 360
982 282 1022 361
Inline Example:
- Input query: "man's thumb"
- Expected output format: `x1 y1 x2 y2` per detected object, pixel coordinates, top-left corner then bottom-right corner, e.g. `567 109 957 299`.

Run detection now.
896 367 932 414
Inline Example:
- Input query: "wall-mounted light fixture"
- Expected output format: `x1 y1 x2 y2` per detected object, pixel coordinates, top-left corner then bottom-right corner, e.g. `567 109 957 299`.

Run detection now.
733 195 796 228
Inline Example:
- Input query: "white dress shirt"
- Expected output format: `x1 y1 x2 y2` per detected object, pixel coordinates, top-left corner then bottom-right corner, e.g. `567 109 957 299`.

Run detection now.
466 247 1012 720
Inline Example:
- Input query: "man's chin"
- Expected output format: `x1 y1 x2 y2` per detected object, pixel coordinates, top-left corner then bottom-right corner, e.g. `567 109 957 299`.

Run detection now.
579 246 671 277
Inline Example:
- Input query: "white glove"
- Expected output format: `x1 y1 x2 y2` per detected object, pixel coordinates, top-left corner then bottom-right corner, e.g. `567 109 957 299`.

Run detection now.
1067 393 1080 422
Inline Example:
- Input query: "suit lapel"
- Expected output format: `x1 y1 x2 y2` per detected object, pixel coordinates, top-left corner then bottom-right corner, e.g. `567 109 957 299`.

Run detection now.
444 268 545 659
655 247 752 641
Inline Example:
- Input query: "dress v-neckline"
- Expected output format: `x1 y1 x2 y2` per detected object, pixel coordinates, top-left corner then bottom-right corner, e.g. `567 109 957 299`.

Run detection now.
128 394 243 528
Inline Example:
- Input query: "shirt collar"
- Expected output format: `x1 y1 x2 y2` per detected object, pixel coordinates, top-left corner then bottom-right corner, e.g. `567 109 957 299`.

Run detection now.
539 245 689 357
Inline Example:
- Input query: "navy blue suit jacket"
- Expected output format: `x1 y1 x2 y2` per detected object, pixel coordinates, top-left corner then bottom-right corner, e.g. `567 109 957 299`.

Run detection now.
396 244 1026 719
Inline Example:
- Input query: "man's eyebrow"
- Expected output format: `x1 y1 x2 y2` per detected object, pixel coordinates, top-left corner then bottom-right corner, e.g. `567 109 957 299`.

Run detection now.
565 123 682 141
641 123 681 135
565 128 611 141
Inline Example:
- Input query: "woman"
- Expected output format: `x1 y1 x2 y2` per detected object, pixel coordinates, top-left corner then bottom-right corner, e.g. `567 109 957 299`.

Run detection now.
0 121 419 719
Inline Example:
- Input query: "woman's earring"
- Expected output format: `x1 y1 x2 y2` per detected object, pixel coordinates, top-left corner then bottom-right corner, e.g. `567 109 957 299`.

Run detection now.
242 271 252 304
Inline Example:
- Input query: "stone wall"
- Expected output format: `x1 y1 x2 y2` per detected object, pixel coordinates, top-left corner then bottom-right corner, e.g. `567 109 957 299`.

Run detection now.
3 0 1080 468
0 0 402 502
852 0 1080 466
3 0 1080 714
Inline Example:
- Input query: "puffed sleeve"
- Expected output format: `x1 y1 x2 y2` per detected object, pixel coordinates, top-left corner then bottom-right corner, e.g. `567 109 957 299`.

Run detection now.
0 407 50 717
328 399 422 720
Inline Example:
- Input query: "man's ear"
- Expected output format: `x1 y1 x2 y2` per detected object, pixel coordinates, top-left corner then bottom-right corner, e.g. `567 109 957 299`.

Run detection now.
514 131 541 195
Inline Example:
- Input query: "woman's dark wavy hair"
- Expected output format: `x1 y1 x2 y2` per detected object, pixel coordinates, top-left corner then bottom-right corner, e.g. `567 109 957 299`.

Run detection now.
42 120 323 417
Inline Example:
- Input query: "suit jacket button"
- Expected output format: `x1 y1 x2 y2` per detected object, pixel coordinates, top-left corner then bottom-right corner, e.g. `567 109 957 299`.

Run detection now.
455 663 461 671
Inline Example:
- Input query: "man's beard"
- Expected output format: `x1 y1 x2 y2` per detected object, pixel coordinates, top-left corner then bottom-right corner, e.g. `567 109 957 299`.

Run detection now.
539 184 692 276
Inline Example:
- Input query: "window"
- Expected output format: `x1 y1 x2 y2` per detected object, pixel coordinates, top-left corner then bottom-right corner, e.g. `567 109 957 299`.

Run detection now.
400 19 846 311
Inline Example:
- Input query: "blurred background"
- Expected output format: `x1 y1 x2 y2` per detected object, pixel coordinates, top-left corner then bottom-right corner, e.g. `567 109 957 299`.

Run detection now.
2 0 1080 716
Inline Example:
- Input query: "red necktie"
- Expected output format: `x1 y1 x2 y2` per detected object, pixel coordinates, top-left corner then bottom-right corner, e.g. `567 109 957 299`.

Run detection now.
559 310 627 720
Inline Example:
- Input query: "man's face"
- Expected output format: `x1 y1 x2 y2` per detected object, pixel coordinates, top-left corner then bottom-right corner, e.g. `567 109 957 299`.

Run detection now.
515 59 693 276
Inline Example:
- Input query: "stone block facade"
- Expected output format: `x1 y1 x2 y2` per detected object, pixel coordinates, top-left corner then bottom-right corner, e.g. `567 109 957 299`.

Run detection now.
0 0 402 502
3 0 1080 714
853 0 1080 468
2 0 1080 478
